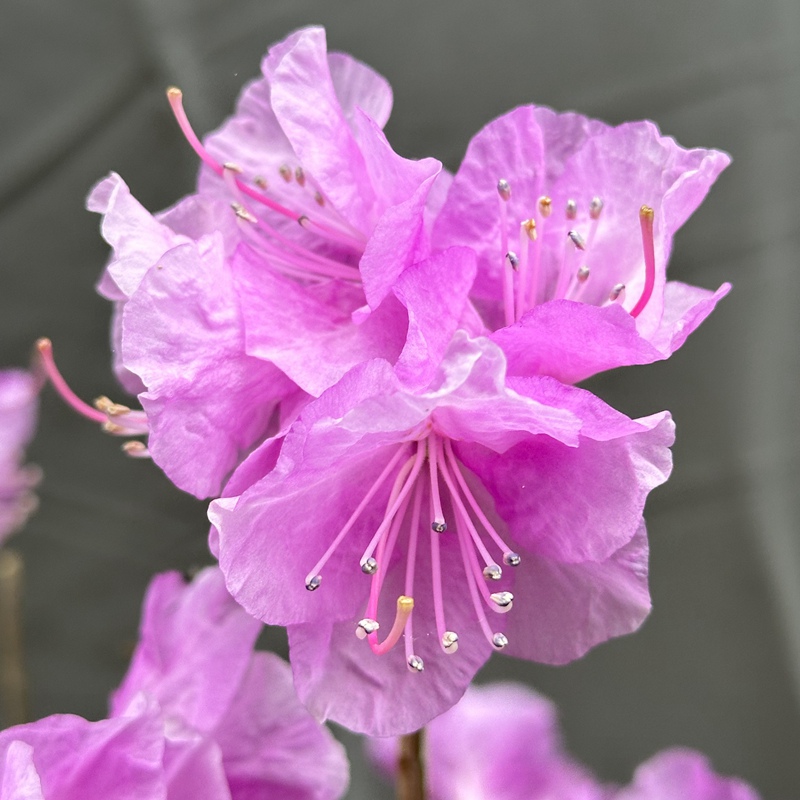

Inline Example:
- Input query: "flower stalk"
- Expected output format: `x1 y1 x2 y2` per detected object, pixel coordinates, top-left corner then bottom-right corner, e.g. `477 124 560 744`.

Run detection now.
397 729 425 800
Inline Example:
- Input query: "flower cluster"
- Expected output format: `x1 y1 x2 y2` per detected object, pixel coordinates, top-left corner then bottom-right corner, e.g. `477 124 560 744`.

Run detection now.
0 567 348 799
31 21 735 784
368 683 760 800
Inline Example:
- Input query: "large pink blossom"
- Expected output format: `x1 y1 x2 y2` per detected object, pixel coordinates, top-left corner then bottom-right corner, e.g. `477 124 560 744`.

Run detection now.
84 26 474 498
431 105 731 384
0 369 40 543
210 334 674 735
0 567 349 799
367 683 761 800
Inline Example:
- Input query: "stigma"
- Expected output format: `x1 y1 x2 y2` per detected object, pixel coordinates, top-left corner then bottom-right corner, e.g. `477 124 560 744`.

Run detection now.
495 179 658 325
303 432 520 671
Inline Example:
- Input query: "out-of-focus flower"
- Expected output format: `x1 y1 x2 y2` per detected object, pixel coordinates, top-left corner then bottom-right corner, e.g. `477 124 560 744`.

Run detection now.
367 683 761 800
0 369 40 542
84 26 474 498
111 566 350 800
0 703 169 800
0 567 349 799
210 334 674 735
431 106 731 384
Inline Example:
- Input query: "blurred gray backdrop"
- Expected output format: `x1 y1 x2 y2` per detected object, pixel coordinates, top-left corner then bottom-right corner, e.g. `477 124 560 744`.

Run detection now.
1 1 799 797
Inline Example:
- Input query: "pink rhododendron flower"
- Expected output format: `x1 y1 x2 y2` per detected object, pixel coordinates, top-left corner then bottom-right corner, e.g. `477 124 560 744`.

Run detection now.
0 369 40 542
367 683 761 800
431 105 731 384
0 567 349 799
82 26 474 499
209 334 674 735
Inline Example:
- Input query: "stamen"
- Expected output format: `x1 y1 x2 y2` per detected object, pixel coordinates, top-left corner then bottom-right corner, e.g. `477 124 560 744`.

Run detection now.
304 444 410 586
429 488 450 653
497 180 514 327
314 192 325 207
515 221 535 322
407 655 425 672
254 176 268 190
566 199 577 220
630 205 655 318
403 483 424 665
554 231 582 300
122 441 150 459
361 557 378 575
279 164 293 182
586 196 604 250
359 445 426 568
490 591 514 613
428 436 447 532
443 440 519 561
368 595 414 655
441 631 459 654
538 196 552 218
566 265 591 302
528 197 551 309
436 449 500 572
608 283 626 304
506 252 519 271
496 179 512 202
482 564 502 581
492 632 509 650
453 507 507 648
295 167 306 187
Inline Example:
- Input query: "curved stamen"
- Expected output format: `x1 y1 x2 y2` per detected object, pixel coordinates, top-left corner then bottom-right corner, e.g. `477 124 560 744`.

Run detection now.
630 205 655 318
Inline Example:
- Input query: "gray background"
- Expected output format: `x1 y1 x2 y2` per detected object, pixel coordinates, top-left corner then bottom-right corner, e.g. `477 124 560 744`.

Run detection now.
1 1 799 797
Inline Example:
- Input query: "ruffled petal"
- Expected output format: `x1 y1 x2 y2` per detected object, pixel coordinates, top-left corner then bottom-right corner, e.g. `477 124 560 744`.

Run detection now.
122 237 292 498
503 524 651 664
215 652 349 800
111 569 261 735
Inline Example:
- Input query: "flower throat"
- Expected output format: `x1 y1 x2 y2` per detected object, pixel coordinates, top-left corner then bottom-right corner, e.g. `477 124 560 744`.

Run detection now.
304 432 520 673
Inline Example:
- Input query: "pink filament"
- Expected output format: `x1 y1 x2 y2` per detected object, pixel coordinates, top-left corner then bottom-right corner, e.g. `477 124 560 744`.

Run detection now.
403 483 424 661
305 444 410 583
436 449 496 569
428 491 449 650
453 504 499 646
443 439 516 557
427 434 446 529
368 596 414 656
360 444 426 566
36 339 107 425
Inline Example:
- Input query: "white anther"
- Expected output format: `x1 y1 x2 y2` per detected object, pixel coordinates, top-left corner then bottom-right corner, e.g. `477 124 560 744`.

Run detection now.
497 179 512 201
305 575 322 591
492 632 509 649
503 552 521 567
356 618 380 639
483 564 503 581
590 196 604 219
442 631 459 654
568 230 586 250
407 655 425 672
361 557 378 575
